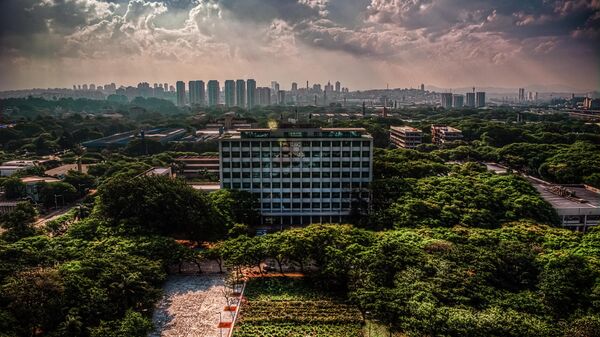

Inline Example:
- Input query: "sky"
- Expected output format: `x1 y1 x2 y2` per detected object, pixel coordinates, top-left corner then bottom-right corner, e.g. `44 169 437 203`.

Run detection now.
0 0 598 92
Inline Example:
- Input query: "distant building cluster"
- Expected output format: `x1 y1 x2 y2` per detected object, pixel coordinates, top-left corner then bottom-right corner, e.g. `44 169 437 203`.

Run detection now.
172 79 351 108
440 88 486 108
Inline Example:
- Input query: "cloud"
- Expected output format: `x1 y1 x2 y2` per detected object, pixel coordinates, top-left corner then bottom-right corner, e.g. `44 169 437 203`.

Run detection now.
0 0 598 91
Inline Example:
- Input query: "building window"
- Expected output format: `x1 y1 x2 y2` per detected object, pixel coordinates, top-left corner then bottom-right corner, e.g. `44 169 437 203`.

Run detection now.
222 152 230 158
242 162 250 168
322 162 331 168
223 172 231 178
222 142 230 148
232 152 240 158
223 162 231 168
313 182 321 188
362 151 370 157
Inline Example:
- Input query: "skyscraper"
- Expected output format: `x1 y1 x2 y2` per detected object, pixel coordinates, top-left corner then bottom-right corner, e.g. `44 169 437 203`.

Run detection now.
257 87 271 106
207 80 220 106
518 88 525 101
441 93 453 108
189 80 205 106
236 79 246 107
291 82 298 92
476 92 486 107
247 79 257 108
452 94 464 108
189 81 197 105
176 81 186 107
271 81 280 103
420 84 425 92
278 90 286 105
466 92 476 107
224 80 235 107
335 81 341 93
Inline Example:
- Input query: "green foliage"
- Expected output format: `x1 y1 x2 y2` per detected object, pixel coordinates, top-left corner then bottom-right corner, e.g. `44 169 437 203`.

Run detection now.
98 175 227 240
370 160 559 229
38 181 79 208
210 189 261 226
0 202 38 241
2 177 26 199
221 223 598 337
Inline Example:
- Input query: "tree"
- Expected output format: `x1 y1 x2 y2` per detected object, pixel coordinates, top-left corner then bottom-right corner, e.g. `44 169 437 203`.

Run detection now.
0 202 37 241
63 170 96 195
2 177 26 199
539 254 595 318
2 267 65 336
210 189 261 227
98 175 226 241
38 181 78 208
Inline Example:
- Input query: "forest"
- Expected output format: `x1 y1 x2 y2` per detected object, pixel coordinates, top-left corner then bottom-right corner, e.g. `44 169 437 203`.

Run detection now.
0 97 599 336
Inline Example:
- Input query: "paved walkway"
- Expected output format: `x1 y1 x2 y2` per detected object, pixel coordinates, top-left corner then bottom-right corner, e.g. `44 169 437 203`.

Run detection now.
149 273 235 337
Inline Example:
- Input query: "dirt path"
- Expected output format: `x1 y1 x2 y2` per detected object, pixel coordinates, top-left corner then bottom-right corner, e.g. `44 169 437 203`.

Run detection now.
149 274 234 337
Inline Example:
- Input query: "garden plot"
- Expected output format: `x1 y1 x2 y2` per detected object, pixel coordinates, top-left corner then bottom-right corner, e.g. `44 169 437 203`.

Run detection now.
150 274 234 337
234 277 364 337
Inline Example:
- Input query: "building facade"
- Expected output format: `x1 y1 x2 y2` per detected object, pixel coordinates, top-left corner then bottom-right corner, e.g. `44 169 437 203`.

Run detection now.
207 80 220 106
431 125 463 145
476 92 486 107
247 79 257 108
236 79 246 108
176 81 186 106
452 94 464 108
390 126 423 149
219 127 373 225
257 87 271 106
224 80 235 107
441 93 453 108
466 92 475 107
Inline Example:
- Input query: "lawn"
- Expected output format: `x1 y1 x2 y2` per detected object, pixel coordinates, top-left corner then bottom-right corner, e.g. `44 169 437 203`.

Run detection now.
234 277 364 337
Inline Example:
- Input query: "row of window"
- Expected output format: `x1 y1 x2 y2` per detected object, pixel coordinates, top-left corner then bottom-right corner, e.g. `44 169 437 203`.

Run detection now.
223 161 370 169
223 140 371 147
262 202 352 210
256 191 368 199
223 181 368 189
221 151 371 158
223 171 370 179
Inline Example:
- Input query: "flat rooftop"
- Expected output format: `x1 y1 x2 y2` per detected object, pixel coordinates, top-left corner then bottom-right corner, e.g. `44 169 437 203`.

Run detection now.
527 177 600 211
390 126 422 133
223 127 373 139
45 164 89 177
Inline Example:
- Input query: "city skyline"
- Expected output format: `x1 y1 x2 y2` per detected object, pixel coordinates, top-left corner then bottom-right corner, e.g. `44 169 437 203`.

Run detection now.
0 0 598 92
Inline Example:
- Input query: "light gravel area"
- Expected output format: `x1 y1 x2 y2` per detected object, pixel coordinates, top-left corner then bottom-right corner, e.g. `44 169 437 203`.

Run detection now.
150 274 233 337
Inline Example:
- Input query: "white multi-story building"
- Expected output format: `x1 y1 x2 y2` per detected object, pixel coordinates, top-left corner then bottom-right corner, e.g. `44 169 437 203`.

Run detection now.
219 127 373 226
